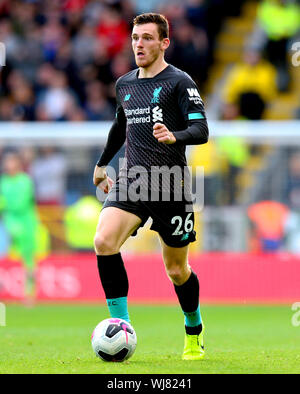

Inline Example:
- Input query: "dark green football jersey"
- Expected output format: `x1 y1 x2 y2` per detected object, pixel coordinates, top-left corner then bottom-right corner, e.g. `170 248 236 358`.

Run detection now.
115 64 207 171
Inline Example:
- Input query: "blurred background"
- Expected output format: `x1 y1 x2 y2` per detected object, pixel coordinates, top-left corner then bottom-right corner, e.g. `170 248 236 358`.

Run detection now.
0 0 300 303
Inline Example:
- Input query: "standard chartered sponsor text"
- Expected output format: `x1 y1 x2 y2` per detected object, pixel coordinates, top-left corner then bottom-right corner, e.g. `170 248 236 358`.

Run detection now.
125 107 151 124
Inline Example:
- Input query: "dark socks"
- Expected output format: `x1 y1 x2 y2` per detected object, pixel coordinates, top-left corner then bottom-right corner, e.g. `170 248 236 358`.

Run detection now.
97 253 128 299
97 253 130 322
174 271 202 335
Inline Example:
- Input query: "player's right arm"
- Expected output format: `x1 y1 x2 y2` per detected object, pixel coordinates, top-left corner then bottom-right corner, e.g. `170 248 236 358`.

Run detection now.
94 86 127 192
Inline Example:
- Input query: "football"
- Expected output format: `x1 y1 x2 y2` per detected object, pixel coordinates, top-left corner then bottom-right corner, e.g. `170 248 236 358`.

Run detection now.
91 318 137 362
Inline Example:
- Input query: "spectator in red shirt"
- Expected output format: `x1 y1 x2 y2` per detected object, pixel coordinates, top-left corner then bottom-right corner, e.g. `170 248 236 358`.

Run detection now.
97 6 129 59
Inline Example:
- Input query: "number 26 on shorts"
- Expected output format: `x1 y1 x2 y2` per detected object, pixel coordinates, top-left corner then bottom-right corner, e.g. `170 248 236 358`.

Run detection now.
171 213 193 236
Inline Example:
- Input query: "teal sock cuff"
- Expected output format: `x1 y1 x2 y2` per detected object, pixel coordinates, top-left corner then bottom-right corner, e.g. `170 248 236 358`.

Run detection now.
106 297 130 323
184 305 202 327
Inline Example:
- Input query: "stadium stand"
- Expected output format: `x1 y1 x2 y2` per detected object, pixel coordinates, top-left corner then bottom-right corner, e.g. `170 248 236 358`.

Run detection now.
0 0 300 256
2 1 300 309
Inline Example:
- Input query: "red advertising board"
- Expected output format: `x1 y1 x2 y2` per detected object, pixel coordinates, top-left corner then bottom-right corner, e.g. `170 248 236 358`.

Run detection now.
0 253 300 303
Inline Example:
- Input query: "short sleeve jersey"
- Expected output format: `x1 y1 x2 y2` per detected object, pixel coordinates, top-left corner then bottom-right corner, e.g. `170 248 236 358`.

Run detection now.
115 64 206 171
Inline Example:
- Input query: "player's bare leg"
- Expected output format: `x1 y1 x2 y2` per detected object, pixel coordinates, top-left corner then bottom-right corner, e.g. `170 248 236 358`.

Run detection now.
159 236 204 360
94 206 142 255
94 207 142 322
159 238 191 285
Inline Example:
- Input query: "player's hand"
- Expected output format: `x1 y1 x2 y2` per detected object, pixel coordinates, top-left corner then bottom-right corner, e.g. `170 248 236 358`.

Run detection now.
93 165 107 187
93 166 114 194
99 176 114 194
153 123 176 144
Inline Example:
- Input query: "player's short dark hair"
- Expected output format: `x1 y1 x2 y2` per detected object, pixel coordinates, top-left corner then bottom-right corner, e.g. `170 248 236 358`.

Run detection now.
133 13 169 40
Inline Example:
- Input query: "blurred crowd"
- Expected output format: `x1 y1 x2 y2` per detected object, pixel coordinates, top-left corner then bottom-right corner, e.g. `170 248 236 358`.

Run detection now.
0 0 299 209
1 0 300 255
0 0 245 121
221 0 300 121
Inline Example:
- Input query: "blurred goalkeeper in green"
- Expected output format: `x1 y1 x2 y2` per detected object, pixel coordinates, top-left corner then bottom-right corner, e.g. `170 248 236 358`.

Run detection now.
0 152 38 303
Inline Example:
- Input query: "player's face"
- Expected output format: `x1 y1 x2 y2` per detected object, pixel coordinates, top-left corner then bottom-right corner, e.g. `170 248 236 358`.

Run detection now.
132 23 169 68
3 155 22 175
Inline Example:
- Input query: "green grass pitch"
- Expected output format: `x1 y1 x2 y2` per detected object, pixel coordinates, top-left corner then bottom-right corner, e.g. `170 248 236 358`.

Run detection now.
0 304 299 374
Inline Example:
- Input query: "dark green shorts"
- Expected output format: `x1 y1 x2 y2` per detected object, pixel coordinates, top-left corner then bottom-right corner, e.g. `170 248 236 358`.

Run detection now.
102 181 196 248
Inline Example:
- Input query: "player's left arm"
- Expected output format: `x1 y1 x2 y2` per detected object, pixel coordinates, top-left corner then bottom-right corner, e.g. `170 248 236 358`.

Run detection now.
153 75 209 145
